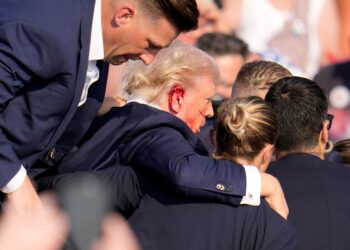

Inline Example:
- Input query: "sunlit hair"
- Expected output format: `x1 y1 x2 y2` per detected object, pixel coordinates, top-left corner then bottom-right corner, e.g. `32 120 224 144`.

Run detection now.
214 96 278 161
232 60 292 98
122 42 220 104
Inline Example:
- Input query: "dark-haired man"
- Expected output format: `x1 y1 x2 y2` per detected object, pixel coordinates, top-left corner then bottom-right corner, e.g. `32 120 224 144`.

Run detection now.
266 76 350 250
0 0 199 216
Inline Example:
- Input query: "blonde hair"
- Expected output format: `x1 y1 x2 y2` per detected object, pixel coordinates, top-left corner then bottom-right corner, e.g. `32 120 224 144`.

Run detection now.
122 42 220 104
214 96 277 161
232 60 292 98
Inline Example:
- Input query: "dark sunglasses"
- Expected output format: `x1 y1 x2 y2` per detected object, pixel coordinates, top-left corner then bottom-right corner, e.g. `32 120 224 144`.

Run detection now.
325 114 334 130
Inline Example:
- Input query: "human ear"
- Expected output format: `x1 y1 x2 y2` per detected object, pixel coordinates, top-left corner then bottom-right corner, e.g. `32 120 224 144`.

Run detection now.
320 121 329 145
260 144 274 172
168 85 185 114
113 4 136 26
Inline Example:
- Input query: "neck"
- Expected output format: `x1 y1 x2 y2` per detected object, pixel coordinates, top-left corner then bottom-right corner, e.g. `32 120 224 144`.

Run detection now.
277 149 324 160
233 157 254 166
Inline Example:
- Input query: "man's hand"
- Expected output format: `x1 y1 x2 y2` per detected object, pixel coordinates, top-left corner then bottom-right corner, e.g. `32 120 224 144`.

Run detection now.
260 173 289 219
5 176 43 218
97 97 127 116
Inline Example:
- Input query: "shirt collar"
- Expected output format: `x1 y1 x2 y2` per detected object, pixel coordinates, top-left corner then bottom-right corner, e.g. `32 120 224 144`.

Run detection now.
88 0 104 61
127 98 162 110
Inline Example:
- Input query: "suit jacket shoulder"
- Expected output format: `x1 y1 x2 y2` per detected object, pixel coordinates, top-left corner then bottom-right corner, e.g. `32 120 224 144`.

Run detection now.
267 153 350 250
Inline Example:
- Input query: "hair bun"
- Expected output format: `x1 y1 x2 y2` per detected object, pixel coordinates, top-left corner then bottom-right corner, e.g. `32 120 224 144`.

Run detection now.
222 102 248 137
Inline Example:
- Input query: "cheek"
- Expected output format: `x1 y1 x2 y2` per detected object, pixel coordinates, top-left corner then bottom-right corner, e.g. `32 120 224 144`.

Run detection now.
182 110 200 130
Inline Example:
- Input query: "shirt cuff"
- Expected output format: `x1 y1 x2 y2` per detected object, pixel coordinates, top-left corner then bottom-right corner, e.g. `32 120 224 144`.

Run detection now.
1 166 27 193
240 165 261 206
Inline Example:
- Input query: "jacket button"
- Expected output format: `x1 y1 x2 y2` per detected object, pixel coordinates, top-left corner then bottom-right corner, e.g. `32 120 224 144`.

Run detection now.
216 184 225 191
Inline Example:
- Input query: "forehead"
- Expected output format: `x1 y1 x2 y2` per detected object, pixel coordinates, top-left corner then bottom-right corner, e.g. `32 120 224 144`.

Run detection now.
189 74 216 97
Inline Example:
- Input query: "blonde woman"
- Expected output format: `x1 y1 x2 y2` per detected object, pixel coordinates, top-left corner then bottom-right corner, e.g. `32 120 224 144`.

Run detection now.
213 96 277 173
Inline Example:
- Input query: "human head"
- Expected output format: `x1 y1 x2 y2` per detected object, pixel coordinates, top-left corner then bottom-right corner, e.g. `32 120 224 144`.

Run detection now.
333 139 350 166
177 0 226 45
265 76 331 158
232 61 292 99
122 42 220 133
101 0 199 65
196 32 249 100
213 96 277 171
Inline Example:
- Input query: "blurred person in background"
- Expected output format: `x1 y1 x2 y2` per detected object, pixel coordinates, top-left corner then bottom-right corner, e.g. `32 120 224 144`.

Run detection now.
177 0 230 45
314 59 350 141
219 0 341 77
196 32 250 101
327 138 350 166
336 0 350 59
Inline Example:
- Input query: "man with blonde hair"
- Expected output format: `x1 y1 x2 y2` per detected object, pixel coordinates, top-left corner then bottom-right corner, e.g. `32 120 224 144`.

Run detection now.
54 43 288 221
232 60 292 99
52 42 295 249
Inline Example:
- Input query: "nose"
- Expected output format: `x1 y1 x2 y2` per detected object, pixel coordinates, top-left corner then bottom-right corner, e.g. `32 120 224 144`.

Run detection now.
206 103 214 118
139 53 156 65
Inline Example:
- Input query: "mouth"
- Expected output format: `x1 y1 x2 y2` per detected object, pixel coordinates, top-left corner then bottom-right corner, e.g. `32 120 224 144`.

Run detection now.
111 55 129 65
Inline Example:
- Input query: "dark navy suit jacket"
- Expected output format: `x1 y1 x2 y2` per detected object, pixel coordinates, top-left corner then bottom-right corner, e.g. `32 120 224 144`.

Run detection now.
268 154 350 250
0 0 107 187
59 102 296 249
56 102 248 206
129 177 297 250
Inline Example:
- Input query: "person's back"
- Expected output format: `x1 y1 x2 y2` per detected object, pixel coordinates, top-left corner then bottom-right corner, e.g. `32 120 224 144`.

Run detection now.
268 154 350 250
129 181 295 250
265 76 350 249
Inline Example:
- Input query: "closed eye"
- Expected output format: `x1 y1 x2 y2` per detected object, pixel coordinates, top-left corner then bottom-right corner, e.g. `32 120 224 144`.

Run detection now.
146 42 162 54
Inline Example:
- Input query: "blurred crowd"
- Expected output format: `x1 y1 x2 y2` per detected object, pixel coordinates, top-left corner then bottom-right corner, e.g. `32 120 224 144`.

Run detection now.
107 0 350 141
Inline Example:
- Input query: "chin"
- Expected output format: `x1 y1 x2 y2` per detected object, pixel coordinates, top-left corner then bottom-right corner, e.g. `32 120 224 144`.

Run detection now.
193 128 201 134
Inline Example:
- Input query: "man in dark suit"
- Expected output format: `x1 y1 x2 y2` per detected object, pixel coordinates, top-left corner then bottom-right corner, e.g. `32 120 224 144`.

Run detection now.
0 0 199 215
265 76 350 250
54 42 295 249
55 43 289 219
